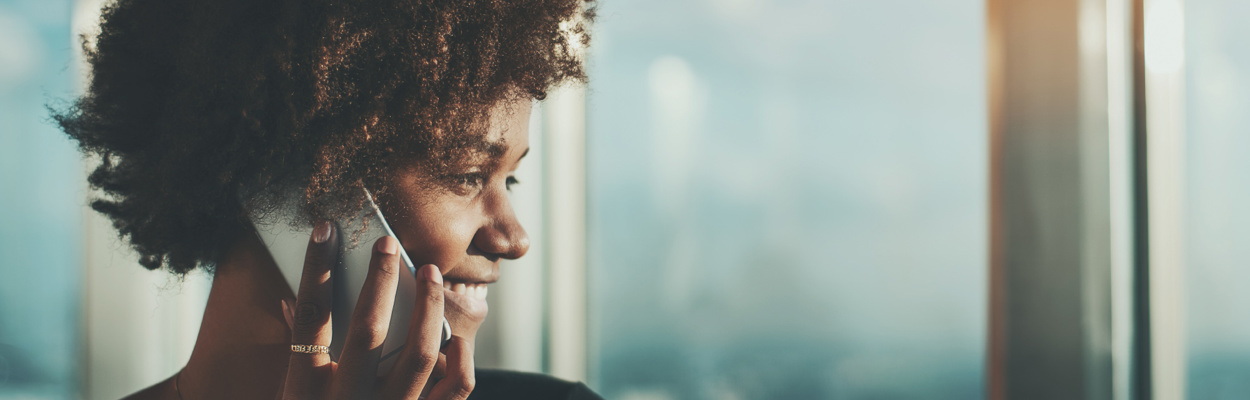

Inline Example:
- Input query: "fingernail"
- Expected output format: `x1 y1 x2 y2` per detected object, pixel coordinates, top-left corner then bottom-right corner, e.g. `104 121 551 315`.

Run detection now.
421 264 442 284
280 299 295 330
376 236 398 255
313 221 332 243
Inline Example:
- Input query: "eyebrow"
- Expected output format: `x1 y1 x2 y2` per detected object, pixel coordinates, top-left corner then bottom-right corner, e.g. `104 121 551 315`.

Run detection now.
478 142 528 168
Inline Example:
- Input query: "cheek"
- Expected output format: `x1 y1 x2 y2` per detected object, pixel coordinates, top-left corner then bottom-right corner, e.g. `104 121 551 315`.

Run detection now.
398 202 481 267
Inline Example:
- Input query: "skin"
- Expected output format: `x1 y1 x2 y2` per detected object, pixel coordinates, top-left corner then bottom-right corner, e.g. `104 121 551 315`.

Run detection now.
124 100 532 400
378 98 532 336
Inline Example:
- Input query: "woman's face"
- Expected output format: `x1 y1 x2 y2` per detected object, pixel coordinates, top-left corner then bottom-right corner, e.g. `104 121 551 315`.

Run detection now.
379 100 532 340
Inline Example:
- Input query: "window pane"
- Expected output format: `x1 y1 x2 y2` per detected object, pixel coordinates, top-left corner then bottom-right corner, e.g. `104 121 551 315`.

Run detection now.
1185 0 1250 397
586 1 986 399
0 0 81 397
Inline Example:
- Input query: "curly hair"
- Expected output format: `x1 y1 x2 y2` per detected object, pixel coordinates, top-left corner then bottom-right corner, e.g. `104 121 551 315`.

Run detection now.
53 0 593 274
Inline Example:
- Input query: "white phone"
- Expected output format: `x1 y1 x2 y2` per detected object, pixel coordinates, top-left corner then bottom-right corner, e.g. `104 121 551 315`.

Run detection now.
249 188 451 370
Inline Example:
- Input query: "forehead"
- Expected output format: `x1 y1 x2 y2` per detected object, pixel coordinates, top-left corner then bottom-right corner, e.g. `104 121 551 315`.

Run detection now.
483 98 532 153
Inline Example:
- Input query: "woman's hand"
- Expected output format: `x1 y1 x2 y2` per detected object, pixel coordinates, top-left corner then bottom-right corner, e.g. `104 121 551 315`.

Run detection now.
280 222 475 399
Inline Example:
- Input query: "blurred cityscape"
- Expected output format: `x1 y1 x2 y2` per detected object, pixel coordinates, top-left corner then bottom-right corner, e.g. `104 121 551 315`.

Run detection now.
587 0 985 398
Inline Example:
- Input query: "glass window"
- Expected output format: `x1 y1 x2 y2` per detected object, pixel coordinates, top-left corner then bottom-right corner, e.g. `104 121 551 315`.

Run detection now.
586 0 987 398
0 0 81 397
1184 0 1250 397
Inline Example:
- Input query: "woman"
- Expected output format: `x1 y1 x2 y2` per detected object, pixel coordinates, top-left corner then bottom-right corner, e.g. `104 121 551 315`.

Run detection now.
54 0 600 398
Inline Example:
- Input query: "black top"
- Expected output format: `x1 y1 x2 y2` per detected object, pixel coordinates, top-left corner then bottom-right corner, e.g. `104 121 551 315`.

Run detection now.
468 369 604 400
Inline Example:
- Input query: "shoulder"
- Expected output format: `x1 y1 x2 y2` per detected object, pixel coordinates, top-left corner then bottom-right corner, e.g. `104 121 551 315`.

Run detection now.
469 369 604 400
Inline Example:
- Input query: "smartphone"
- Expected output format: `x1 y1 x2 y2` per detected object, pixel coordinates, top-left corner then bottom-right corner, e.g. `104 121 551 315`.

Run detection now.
249 188 451 370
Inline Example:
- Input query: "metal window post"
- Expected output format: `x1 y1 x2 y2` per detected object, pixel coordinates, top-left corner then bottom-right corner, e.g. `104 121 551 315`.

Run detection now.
543 85 589 383
987 0 1138 398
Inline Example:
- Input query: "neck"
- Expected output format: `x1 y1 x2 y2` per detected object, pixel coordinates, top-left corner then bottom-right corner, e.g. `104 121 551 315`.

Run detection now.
179 233 294 399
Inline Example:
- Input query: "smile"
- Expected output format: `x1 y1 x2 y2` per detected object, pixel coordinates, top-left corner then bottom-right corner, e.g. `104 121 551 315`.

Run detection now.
442 281 489 301
441 281 491 322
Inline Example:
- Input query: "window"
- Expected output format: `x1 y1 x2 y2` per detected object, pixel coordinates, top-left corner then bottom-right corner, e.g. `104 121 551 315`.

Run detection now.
1184 0 1250 397
585 0 987 398
0 0 80 397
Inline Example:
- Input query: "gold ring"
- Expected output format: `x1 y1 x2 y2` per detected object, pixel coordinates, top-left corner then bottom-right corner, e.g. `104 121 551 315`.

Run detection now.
290 344 330 354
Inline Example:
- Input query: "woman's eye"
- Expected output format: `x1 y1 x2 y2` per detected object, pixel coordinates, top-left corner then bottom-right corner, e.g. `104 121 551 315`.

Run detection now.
505 176 519 191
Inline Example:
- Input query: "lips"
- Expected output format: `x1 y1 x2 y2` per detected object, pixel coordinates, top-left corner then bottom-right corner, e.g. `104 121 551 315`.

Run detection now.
441 280 489 322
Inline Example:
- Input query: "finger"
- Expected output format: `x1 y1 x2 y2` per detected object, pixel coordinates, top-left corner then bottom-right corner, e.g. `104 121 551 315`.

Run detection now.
283 221 338 400
329 236 402 399
380 264 445 398
426 336 475 400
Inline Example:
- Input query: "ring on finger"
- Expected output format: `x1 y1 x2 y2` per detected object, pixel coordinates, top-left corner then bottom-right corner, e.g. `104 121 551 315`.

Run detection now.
290 344 330 354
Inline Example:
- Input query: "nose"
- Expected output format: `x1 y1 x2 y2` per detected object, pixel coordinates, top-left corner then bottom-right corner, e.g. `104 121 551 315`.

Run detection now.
471 192 530 260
